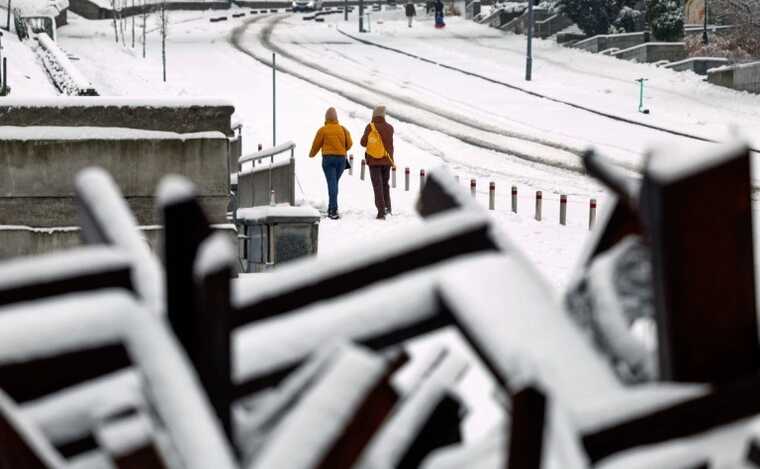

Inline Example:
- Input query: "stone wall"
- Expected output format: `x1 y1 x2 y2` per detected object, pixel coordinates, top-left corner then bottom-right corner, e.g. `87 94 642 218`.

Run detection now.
572 32 649 53
707 62 760 94
68 0 230 19
666 57 732 75
0 224 237 259
0 130 230 227
0 98 235 136
613 42 686 63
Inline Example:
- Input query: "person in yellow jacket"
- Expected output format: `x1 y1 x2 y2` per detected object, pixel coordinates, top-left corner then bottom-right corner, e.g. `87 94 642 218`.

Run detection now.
309 107 353 219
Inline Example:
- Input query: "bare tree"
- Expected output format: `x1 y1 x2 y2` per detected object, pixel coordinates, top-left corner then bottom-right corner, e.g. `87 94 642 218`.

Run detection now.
110 0 120 42
158 0 168 81
689 0 760 57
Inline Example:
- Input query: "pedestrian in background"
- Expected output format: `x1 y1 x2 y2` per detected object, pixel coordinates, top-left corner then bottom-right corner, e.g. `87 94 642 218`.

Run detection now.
360 105 395 220
309 107 353 220
405 1 417 27
434 0 445 27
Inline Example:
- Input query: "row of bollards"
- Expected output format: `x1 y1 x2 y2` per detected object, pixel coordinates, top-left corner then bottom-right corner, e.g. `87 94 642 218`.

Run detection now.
342 152 599 230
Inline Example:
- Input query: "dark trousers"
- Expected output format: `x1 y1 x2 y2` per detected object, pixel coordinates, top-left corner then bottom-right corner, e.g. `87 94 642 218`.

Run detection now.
369 165 391 214
322 156 346 212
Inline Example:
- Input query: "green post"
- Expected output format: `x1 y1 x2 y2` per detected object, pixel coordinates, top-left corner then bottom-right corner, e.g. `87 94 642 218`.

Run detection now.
636 78 649 114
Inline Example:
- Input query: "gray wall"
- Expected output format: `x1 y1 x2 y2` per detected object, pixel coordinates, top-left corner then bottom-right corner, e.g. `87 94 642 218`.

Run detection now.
68 0 230 19
708 62 760 94
666 57 731 75
0 101 235 136
572 32 649 53
613 42 686 63
0 225 237 259
237 159 296 209
0 135 230 227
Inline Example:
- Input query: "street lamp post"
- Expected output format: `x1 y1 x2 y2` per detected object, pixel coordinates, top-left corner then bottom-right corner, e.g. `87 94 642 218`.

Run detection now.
702 0 709 44
525 0 534 80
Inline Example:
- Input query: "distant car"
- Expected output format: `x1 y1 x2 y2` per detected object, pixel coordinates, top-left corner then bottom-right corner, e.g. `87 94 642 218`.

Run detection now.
292 0 323 11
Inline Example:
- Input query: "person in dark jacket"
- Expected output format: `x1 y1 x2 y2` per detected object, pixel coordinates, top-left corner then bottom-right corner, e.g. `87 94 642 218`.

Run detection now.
360 105 395 220
434 0 445 27
405 1 416 27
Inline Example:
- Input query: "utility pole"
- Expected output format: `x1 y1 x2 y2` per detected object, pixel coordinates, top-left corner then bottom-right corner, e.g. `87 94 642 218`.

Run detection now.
131 0 135 47
272 52 276 146
525 0 533 80
359 0 364 31
702 0 709 44
6 0 11 32
344 0 347 20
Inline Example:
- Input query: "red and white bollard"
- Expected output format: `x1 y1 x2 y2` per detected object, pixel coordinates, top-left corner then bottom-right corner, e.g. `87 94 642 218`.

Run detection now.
589 198 597 230
420 169 426 193
470 179 477 199
349 154 354 175
405 167 410 191
489 182 495 210
360 159 366 180
511 186 518 213
535 191 542 221
391 166 396 188
560 194 567 226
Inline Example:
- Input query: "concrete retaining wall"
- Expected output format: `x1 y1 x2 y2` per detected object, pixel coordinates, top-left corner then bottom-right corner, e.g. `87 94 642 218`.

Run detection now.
535 13 572 38
0 98 235 135
0 224 237 259
665 57 732 75
68 0 230 19
707 62 760 94
572 31 649 53
499 8 549 34
0 129 230 227
613 42 686 63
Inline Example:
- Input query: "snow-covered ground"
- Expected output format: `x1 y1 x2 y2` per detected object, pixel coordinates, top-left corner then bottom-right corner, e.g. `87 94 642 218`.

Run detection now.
23 7 758 440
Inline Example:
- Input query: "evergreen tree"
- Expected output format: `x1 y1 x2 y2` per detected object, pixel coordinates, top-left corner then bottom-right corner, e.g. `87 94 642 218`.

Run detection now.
559 0 642 36
647 0 684 41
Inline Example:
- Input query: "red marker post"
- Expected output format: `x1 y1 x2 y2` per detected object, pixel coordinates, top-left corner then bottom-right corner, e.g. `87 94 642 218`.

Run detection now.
470 179 477 199
405 167 410 191
560 194 567 226
589 198 597 230
489 182 495 210
535 191 542 221
511 186 518 213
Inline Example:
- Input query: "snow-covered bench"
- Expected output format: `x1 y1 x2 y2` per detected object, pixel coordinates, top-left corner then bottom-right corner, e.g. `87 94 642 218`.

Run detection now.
0 246 132 308
0 291 238 469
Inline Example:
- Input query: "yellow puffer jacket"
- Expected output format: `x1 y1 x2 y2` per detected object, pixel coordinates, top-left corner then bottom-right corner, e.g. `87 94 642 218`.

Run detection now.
309 119 353 157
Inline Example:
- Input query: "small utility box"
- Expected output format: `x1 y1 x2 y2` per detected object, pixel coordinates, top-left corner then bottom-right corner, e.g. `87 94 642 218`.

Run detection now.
237 205 321 272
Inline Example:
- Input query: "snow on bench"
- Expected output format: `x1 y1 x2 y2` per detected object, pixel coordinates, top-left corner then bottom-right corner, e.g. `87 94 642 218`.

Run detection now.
0 246 132 307
232 208 500 326
76 167 165 315
247 343 399 469
355 351 469 469
0 291 238 469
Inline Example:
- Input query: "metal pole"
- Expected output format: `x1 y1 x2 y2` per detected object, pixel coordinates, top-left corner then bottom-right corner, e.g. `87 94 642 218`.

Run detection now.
272 53 276 146
702 0 709 44
142 4 146 58
405 167 410 191
359 0 364 31
131 0 135 48
6 0 11 32
419 169 425 193
361 159 366 180
344 0 348 20
489 182 495 210
535 191 542 221
559 194 567 225
511 186 517 213
525 0 533 81
470 179 476 198
391 166 396 188
2 57 6 96
348 154 354 175
589 198 597 230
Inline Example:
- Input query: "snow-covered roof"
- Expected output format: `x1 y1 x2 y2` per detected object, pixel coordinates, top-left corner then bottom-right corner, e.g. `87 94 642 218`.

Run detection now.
236 205 321 224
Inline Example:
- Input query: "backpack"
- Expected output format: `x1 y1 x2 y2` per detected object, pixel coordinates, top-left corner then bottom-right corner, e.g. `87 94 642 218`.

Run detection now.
366 123 388 160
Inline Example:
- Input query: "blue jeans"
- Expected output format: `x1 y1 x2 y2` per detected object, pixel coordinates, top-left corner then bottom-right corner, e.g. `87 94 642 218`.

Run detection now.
322 156 346 212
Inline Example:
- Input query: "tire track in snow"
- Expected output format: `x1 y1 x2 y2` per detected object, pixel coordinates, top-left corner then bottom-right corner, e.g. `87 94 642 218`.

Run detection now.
230 15 596 175
336 27 760 154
